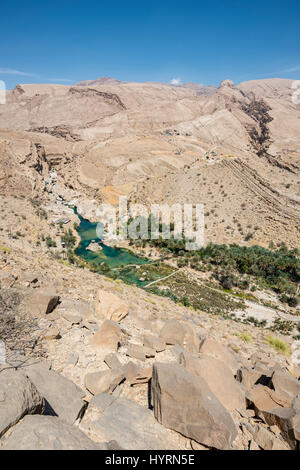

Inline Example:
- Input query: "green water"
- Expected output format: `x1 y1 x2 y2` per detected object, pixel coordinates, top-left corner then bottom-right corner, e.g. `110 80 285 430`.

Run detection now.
74 209 151 286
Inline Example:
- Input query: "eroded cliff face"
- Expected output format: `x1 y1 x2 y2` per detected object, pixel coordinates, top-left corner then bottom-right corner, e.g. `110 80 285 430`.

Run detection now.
240 99 273 157
0 77 299 247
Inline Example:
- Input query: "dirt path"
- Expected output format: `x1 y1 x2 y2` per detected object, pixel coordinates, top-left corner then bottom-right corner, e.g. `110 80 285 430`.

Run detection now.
234 299 300 326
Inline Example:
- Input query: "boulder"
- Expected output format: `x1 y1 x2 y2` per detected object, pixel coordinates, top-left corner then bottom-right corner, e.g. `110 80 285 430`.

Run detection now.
84 368 125 395
62 312 82 324
249 440 260 450
42 326 61 340
181 322 201 352
104 353 122 370
129 367 152 385
143 334 166 352
199 337 239 375
246 385 297 448
236 366 272 389
259 407 297 449
151 362 237 449
1 415 104 450
57 298 94 320
270 370 300 402
292 412 300 441
0 369 44 438
160 319 185 346
79 394 181 449
27 289 59 315
122 361 141 382
253 424 289 450
87 393 115 412
180 352 245 411
126 343 146 361
288 364 300 380
144 346 155 358
250 352 275 368
95 290 128 322
19 271 38 287
24 362 85 424
90 320 123 352
246 385 292 414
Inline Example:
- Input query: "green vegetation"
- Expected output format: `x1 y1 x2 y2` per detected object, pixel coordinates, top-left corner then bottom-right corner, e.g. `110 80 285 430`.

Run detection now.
265 335 290 354
279 294 299 308
184 243 298 297
45 236 56 248
0 246 11 253
61 229 76 248
131 228 300 305
269 318 295 335
36 208 48 219
240 333 252 342
73 211 299 335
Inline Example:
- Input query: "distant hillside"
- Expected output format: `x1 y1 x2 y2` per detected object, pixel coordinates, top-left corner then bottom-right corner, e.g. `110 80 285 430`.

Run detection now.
0 76 299 248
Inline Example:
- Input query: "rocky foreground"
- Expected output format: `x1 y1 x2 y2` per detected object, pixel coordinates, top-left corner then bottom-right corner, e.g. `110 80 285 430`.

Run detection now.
0 246 299 451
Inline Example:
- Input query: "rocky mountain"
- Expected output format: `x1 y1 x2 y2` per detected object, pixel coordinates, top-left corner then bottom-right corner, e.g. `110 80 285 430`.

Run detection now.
0 76 299 451
75 76 122 87
178 81 217 96
0 77 299 246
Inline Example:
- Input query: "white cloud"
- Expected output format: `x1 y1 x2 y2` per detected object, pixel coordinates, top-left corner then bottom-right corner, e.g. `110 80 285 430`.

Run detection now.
170 77 182 86
0 68 39 77
0 68 74 83
280 65 300 73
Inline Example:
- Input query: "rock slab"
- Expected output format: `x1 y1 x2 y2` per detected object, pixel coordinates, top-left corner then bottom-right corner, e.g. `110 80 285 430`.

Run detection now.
151 362 238 450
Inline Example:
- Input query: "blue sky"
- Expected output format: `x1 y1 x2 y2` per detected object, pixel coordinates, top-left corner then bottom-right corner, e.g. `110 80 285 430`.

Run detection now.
1 0 300 89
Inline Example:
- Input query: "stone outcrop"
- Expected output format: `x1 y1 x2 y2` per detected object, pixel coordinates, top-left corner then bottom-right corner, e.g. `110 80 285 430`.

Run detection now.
199 337 239 375
0 369 44 437
1 415 104 450
236 365 272 389
151 362 238 449
90 319 123 351
253 424 289 450
270 370 300 402
27 289 59 315
79 394 182 450
180 352 246 411
143 334 166 352
95 290 128 322
160 319 185 346
245 385 299 448
84 368 125 395
24 362 86 424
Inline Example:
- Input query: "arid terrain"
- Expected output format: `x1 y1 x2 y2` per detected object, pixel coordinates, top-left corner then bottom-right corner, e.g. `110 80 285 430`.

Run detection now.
0 77 299 450
0 77 299 245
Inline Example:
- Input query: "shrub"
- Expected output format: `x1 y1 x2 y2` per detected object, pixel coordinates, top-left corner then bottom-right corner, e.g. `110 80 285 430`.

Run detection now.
244 232 254 241
61 229 76 248
265 335 290 354
45 236 56 248
0 246 11 253
240 333 252 342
